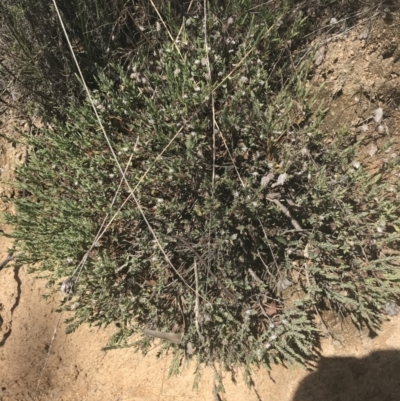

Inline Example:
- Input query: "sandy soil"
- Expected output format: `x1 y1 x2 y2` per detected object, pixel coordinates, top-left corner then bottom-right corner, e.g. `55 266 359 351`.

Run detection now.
1 9 400 401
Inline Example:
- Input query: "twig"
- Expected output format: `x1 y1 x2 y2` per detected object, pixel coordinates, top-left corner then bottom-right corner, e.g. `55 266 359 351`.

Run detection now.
34 314 62 400
0 253 14 270
52 0 197 298
214 120 245 187
141 328 183 344
258 219 281 274
193 260 206 345
203 0 216 304
266 196 303 231
148 0 182 58
174 235 238 304
248 268 264 285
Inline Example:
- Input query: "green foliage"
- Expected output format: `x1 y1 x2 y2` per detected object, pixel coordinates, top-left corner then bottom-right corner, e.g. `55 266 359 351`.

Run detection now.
3 0 400 384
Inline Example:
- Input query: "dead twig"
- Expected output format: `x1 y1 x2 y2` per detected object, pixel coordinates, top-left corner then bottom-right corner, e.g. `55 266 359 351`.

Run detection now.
0 253 14 270
266 196 303 231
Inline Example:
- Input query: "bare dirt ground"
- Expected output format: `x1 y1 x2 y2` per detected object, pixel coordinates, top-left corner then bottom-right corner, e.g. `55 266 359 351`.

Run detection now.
1 10 400 401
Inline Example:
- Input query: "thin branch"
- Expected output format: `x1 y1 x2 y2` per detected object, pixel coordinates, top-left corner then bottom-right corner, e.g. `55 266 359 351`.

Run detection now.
52 0 198 297
148 0 182 58
34 314 62 400
141 328 183 344
266 196 303 231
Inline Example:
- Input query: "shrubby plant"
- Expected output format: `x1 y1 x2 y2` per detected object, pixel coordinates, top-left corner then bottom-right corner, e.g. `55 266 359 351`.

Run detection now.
3 0 400 387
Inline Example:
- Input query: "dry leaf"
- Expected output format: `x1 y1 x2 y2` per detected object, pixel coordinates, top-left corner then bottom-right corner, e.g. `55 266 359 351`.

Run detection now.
372 107 383 123
369 144 378 157
271 173 288 187
261 172 274 188
359 27 369 39
314 47 325 66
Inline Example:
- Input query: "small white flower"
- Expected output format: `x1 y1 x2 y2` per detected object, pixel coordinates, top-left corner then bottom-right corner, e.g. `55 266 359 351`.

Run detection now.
233 191 239 198
182 94 188 99
190 131 197 136
269 323 275 328
122 147 129 152
174 68 181 75
157 198 164 203
194 86 201 92
264 343 271 349
74 181 78 186
231 233 238 240
239 76 249 84
269 334 277 341
109 173 115 178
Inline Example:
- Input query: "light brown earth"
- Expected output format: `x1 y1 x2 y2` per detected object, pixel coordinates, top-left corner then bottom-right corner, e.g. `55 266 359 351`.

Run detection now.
1 10 400 401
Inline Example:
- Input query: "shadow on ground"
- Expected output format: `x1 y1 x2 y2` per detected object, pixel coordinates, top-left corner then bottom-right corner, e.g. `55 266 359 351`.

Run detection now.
293 351 400 401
